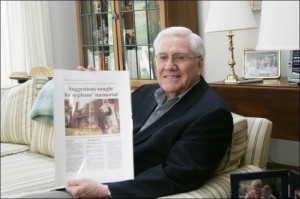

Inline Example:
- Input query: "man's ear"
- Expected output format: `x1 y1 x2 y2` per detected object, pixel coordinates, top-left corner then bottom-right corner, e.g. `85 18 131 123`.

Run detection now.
197 57 204 75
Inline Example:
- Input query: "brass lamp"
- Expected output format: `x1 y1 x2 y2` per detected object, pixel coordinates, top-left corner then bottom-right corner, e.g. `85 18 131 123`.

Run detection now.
205 1 257 83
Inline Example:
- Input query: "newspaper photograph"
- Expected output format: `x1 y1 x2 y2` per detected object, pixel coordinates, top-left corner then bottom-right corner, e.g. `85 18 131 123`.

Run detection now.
53 70 133 187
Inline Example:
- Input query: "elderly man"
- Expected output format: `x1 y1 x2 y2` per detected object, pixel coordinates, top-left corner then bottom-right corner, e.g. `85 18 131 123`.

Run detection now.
22 27 233 198
245 179 263 199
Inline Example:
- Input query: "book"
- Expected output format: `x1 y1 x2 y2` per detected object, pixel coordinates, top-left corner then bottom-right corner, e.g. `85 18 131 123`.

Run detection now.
97 54 103 70
104 55 109 70
87 50 103 70
53 70 133 187
127 49 138 79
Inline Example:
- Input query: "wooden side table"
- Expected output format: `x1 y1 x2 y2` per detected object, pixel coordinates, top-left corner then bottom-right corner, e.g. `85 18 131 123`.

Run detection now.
210 77 299 170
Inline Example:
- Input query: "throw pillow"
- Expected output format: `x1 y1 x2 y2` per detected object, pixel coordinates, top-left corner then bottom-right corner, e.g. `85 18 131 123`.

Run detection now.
1 78 48 145
31 80 54 125
240 117 272 170
30 121 54 157
215 113 248 175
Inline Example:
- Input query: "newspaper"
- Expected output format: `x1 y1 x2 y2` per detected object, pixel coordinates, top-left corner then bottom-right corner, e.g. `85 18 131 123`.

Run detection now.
53 70 133 187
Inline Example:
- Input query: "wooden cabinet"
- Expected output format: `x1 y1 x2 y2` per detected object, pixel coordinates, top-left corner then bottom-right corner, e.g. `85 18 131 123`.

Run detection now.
210 78 300 170
210 78 299 141
76 0 198 88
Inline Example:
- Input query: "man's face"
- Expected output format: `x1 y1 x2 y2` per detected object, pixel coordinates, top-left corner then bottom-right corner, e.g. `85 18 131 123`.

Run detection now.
155 36 203 99
263 56 271 66
253 185 262 196
263 189 271 196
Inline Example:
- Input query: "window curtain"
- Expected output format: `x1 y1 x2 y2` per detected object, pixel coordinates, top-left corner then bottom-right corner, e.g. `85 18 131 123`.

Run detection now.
1 1 54 86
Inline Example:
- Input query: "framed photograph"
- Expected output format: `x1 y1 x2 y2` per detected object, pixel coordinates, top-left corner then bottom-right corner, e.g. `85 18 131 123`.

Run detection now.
231 169 288 199
243 49 281 79
290 170 300 199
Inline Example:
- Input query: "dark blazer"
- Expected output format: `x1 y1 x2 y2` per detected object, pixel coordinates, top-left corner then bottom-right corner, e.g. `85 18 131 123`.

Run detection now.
108 77 233 198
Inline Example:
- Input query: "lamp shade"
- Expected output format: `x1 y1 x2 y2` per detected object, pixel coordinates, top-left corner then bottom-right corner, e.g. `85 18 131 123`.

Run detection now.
256 1 299 50
205 1 257 32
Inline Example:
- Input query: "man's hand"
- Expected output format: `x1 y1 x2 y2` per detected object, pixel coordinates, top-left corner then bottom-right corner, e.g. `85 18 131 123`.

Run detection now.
78 66 96 71
66 178 110 198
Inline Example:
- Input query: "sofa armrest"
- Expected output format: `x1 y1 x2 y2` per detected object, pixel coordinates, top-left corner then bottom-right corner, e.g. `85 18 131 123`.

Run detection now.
160 165 263 199
240 117 272 170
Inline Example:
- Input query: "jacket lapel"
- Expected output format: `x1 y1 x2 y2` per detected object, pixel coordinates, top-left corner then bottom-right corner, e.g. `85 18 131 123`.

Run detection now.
133 78 208 145
132 97 157 134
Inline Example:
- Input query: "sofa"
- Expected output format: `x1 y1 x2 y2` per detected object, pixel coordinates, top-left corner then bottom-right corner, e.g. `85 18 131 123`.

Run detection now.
1 77 273 198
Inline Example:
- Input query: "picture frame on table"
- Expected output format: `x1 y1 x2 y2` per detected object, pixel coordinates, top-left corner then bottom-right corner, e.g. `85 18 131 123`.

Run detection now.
230 169 288 199
290 170 300 199
242 49 281 79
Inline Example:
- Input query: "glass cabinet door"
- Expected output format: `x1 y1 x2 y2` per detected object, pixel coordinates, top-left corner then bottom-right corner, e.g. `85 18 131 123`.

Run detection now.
77 1 198 86
119 0 161 80
79 0 116 71
78 0 161 78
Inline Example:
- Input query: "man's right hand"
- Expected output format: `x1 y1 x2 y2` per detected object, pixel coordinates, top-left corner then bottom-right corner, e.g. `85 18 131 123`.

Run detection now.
66 178 110 198
78 66 96 71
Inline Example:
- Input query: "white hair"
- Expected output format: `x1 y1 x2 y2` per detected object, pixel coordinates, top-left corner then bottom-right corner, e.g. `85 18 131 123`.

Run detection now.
251 179 262 187
153 26 205 58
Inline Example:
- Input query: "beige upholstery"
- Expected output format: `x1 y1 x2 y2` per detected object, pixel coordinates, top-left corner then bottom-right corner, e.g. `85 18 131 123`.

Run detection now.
1 78 49 145
241 117 272 169
216 113 248 174
162 165 263 198
162 114 273 198
1 80 272 199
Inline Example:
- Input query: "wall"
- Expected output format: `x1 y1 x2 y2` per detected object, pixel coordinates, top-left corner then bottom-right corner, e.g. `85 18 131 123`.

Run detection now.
198 1 298 167
48 1 79 70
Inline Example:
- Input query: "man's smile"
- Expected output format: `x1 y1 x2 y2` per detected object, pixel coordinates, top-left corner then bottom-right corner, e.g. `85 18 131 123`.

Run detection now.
163 75 181 79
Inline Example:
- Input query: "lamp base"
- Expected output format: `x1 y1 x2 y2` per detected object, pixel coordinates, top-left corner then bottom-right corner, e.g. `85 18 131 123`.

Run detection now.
224 74 239 84
224 31 239 84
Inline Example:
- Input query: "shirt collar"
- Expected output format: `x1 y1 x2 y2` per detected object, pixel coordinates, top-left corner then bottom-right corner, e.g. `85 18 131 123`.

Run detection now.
154 80 200 106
